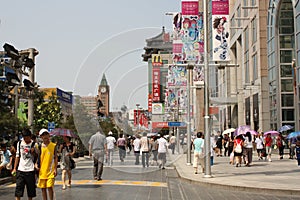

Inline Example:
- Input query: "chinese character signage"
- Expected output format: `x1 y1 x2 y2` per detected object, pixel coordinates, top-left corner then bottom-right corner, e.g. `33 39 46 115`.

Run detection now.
152 67 161 102
181 0 199 15
148 93 152 113
212 0 230 61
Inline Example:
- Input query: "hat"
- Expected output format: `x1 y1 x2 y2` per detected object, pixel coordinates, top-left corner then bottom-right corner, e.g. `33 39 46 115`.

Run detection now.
108 131 113 135
39 128 49 136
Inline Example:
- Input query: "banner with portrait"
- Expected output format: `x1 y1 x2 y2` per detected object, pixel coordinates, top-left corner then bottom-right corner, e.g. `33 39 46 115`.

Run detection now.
212 0 230 61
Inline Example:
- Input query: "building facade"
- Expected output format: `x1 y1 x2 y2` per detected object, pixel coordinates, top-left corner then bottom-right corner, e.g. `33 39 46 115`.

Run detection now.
267 0 300 131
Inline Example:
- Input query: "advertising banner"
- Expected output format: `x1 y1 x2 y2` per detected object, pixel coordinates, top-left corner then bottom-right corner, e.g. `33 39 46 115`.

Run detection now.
212 0 230 61
167 65 187 87
148 93 152 113
152 103 164 115
152 67 161 102
181 0 199 15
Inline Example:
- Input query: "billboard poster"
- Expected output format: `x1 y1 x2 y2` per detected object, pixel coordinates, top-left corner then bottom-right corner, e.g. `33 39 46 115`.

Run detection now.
181 0 199 15
212 0 230 61
152 103 164 115
167 65 187 87
152 67 161 102
193 65 204 86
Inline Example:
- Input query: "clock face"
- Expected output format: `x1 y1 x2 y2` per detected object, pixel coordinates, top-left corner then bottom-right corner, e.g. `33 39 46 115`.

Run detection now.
101 87 106 93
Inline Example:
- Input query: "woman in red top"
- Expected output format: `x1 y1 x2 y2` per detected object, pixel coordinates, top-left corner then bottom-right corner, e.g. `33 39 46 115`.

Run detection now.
233 135 244 167
265 133 273 162
276 134 284 160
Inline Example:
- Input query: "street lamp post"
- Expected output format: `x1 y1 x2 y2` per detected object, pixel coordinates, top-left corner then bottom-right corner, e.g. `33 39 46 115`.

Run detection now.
203 0 212 178
186 64 193 165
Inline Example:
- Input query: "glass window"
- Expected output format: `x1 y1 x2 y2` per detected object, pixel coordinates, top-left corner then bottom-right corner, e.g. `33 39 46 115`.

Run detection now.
280 64 293 77
280 35 294 48
245 52 249 83
281 94 294 107
252 17 257 43
251 0 256 6
244 27 249 51
280 50 293 63
243 0 248 17
253 54 258 80
282 109 294 121
237 6 241 27
281 79 293 92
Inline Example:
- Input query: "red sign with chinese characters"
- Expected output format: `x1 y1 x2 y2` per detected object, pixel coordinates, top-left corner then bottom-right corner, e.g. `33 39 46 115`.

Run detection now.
152 67 161 102
181 0 199 15
148 93 152 113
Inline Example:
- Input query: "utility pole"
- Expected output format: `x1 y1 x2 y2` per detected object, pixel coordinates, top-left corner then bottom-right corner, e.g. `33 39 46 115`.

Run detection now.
203 0 212 178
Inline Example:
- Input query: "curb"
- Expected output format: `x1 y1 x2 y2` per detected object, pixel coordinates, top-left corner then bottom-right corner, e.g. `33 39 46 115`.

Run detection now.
176 172 300 196
0 177 13 185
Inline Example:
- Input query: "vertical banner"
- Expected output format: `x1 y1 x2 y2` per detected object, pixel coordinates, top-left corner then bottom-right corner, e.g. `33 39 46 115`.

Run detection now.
181 0 199 15
212 0 230 61
148 93 152 113
152 67 161 102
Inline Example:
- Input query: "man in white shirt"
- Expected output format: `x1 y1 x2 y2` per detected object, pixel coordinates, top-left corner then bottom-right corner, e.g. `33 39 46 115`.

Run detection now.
106 131 116 166
157 134 168 169
140 132 150 168
133 135 141 165
12 129 38 200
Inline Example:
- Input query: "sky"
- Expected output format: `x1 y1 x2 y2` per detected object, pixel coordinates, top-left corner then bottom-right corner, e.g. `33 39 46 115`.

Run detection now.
0 0 180 110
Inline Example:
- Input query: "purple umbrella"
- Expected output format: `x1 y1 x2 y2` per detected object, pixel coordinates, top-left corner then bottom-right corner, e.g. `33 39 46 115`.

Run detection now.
50 128 78 138
263 130 279 136
234 125 257 136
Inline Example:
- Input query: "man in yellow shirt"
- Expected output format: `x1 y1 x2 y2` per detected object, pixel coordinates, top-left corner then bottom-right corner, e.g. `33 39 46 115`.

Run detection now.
36 129 58 200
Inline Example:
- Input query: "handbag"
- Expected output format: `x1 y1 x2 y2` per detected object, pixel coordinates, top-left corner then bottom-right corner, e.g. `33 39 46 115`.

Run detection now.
70 157 76 169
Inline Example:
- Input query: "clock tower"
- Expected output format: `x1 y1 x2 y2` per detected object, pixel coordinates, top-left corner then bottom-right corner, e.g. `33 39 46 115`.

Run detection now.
98 74 110 116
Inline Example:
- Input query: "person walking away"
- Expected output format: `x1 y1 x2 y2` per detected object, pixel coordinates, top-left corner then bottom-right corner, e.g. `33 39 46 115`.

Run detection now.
36 129 58 200
157 134 168 169
106 131 116 166
150 136 158 166
265 133 273 162
140 132 151 168
223 134 229 156
295 136 300 166
276 134 284 160
193 132 204 174
227 133 234 157
117 133 126 162
0 143 13 174
255 133 264 160
132 135 141 165
243 132 253 166
233 135 244 167
59 136 75 190
126 134 133 155
12 129 38 200
289 137 297 159
210 135 215 166
169 133 176 155
89 130 108 181
215 131 223 156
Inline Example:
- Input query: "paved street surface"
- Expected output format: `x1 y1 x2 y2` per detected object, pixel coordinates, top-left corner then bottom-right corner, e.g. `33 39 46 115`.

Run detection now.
1 149 300 199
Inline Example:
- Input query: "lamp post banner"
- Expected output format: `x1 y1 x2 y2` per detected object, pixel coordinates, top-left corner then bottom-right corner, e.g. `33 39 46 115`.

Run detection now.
181 0 199 16
152 67 161 102
212 0 230 61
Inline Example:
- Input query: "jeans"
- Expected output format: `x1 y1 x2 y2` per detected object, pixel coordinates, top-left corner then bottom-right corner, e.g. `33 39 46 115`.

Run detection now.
118 146 126 162
141 152 150 167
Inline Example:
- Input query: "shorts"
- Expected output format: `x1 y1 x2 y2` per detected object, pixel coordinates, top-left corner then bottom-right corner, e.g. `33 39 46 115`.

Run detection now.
37 178 55 188
15 171 36 198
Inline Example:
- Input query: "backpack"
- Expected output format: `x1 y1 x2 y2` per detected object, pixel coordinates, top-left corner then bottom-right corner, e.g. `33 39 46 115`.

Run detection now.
234 141 242 153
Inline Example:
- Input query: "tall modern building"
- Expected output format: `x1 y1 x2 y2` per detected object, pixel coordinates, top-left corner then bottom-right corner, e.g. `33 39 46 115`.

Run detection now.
213 0 270 132
267 0 300 131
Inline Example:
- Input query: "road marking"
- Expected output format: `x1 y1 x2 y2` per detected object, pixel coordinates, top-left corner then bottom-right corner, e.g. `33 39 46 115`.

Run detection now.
5 180 167 188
